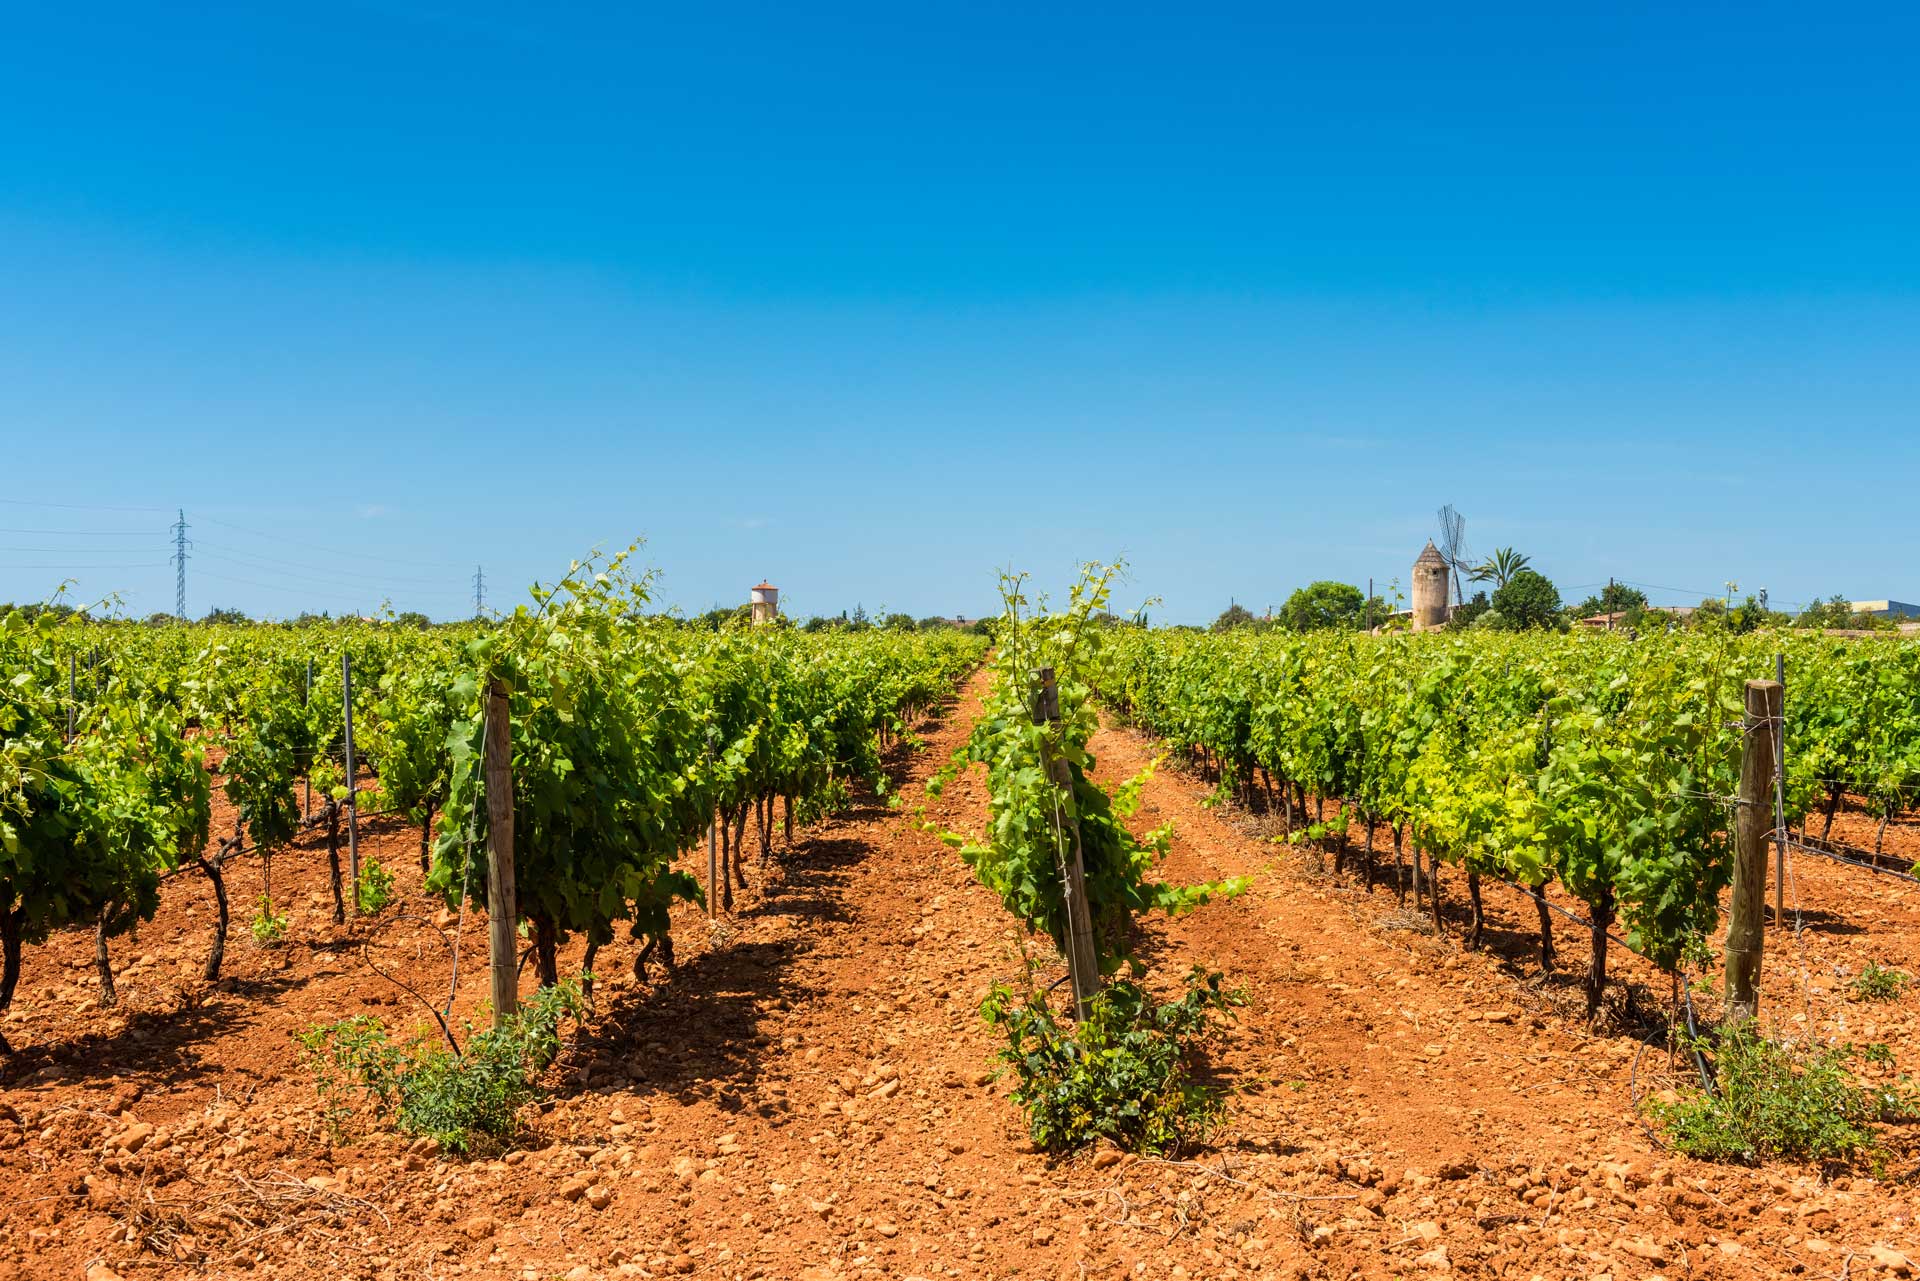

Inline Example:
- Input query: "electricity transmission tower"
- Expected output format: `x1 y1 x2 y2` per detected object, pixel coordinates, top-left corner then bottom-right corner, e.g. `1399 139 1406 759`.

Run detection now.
472 565 486 618
169 509 192 620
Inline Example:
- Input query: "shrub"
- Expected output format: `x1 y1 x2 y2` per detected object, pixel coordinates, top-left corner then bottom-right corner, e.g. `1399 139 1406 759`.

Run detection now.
1851 962 1909 1002
1277 582 1364 632
250 894 288 947
1646 1026 1909 1166
981 966 1242 1156
356 855 395 913
296 980 583 1154
1489 570 1562 630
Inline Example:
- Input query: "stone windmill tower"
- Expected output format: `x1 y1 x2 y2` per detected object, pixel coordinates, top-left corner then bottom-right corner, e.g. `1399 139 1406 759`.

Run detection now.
1412 542 1450 632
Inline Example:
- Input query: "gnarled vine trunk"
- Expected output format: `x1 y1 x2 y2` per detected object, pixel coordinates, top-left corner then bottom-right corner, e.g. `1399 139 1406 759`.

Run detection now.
1465 872 1484 949
1586 885 1614 1019
326 802 346 924
1532 881 1555 971
95 902 119 1008
1392 824 1406 906
200 851 231 982
1362 814 1377 891
535 915 560 988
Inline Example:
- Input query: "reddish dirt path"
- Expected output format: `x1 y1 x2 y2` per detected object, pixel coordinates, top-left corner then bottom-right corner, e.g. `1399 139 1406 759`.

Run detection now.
1087 712 1920 1280
3 667 1918 1281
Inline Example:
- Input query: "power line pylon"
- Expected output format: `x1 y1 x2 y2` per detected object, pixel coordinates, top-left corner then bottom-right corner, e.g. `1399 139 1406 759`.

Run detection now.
170 509 192 620
472 565 486 618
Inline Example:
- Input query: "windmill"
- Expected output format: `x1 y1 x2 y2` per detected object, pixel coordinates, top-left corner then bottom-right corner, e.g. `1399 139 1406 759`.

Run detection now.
1435 505 1470 607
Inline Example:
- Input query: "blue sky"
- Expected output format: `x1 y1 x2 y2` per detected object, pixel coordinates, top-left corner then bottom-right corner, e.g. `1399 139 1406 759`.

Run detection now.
2 2 1915 622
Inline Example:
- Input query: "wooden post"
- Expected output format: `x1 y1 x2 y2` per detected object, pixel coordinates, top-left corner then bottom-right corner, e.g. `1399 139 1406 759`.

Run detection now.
341 654 360 909
1773 653 1787 932
303 657 313 819
67 653 77 742
706 819 718 919
484 678 518 1024
1031 666 1100 1021
705 737 718 919
1724 678 1782 1023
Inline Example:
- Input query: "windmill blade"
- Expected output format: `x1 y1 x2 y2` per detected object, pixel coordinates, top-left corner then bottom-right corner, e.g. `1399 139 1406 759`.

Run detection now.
1436 504 1469 606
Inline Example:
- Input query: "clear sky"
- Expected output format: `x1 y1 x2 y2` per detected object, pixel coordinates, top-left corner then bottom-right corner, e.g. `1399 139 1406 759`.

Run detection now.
2 3 1915 622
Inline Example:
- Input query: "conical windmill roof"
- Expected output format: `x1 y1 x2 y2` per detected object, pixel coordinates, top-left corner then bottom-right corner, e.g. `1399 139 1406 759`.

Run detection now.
1415 541 1447 568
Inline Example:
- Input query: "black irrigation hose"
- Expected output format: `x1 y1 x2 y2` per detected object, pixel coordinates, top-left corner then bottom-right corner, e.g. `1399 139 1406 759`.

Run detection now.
358 913 462 1055
1681 982 1717 1093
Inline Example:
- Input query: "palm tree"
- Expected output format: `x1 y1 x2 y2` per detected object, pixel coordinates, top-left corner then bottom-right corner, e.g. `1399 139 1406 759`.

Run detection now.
1469 547 1531 590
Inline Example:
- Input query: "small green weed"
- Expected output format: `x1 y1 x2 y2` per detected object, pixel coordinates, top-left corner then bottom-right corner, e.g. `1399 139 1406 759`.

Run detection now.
1646 1025 1910 1167
355 855 395 913
981 965 1243 1156
250 894 288 947
1851 962 1909 1002
295 980 583 1154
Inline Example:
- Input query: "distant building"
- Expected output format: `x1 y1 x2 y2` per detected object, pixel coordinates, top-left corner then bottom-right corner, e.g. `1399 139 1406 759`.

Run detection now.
1849 600 1920 619
1411 542 1450 632
1577 605 1696 631
750 581 779 626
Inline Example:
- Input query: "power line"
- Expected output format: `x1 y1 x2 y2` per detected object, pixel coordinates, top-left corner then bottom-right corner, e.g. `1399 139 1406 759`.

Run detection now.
190 537 468 587
0 544 160 554
0 562 166 571
1616 578 1723 601
191 552 472 603
0 497 170 513
0 527 165 536
195 568 389 609
195 514 470 571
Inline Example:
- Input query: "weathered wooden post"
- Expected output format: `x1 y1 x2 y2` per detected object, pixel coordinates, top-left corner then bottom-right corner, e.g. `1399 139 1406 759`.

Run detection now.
1724 678 1782 1023
1031 666 1100 1021
303 657 313 819
342 653 360 908
484 678 518 1024
707 818 718 919
1773 653 1787 932
705 736 718 920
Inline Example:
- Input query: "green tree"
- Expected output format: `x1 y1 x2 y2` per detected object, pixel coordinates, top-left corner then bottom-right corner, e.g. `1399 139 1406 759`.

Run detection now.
1490 570 1561 629
883 612 917 631
1722 594 1788 635
202 606 250 624
1469 547 1532 590
1793 595 1893 631
1573 583 1649 617
1277 582 1365 632
694 604 753 631
1211 603 1257 633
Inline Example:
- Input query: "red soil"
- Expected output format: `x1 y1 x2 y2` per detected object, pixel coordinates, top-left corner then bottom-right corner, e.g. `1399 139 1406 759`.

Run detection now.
1 670 1916 1281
